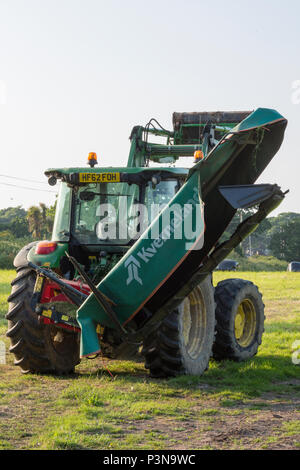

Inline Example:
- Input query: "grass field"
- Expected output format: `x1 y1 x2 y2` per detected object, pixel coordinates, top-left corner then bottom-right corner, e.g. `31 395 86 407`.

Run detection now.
0 270 299 450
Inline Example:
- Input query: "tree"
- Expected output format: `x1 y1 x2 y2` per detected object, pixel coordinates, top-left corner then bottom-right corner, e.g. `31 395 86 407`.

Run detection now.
46 201 56 237
27 206 42 239
269 217 300 261
39 203 48 238
27 203 55 240
0 206 29 238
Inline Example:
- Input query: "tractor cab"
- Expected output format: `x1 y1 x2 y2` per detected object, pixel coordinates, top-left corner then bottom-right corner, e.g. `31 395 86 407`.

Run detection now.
39 166 188 282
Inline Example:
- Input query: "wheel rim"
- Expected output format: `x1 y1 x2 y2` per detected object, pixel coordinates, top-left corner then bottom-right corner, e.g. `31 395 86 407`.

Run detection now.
182 288 206 359
234 299 256 347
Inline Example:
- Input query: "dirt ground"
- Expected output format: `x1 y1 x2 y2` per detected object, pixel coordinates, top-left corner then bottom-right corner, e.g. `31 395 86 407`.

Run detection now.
0 359 299 450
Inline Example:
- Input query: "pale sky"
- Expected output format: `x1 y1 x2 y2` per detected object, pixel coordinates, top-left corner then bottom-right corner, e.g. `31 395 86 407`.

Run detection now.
0 0 299 216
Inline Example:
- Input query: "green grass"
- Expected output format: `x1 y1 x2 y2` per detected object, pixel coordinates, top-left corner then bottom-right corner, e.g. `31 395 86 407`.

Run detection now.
0 271 299 450
0 270 14 327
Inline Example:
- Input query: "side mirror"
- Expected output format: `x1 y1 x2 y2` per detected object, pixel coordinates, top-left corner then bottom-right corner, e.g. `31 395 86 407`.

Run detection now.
48 176 57 186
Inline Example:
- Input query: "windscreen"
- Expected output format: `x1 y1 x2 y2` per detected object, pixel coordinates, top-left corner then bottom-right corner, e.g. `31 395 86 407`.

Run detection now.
74 182 140 245
73 179 179 245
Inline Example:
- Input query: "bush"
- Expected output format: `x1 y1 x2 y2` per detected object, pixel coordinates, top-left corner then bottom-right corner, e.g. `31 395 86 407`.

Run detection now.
230 254 288 272
0 238 31 269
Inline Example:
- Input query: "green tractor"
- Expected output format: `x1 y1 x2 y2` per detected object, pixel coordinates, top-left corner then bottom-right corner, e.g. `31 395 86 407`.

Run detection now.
7 109 287 377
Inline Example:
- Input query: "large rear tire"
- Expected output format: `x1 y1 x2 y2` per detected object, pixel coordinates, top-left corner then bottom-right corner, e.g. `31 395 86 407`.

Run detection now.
213 279 265 362
6 267 80 374
142 277 215 377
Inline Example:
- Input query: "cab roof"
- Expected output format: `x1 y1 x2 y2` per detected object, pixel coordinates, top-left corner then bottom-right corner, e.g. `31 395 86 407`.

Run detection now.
44 166 189 178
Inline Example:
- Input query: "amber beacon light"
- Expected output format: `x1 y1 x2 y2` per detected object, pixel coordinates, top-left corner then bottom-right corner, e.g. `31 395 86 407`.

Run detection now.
87 152 98 167
194 150 204 163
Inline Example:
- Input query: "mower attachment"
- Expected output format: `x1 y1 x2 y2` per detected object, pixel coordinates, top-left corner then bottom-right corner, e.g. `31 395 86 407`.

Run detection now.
76 108 287 357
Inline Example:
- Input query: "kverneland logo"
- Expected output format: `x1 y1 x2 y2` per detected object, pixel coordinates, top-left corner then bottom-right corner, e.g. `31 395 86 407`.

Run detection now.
125 256 143 286
124 188 203 286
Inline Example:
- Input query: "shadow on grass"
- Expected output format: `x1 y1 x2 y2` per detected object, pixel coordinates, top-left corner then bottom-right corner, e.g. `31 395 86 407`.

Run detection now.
3 316 299 405
74 353 300 398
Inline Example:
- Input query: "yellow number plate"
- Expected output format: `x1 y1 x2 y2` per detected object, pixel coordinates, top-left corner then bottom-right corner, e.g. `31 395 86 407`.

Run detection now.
79 173 120 183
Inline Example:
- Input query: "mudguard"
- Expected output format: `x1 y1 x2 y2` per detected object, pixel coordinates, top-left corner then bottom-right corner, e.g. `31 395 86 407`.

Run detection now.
13 241 39 269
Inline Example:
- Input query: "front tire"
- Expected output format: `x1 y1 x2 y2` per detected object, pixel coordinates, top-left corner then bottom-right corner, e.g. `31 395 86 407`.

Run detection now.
142 276 215 377
6 267 80 374
213 279 265 362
